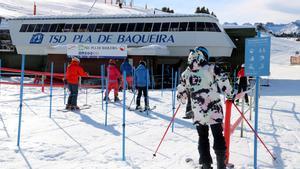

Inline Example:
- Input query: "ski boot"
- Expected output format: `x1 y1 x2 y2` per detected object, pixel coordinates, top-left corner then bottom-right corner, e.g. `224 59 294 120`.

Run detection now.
103 96 110 102
201 163 212 169
65 104 72 110
114 96 121 102
215 150 226 169
135 105 142 110
183 110 194 119
71 105 80 110
144 105 150 111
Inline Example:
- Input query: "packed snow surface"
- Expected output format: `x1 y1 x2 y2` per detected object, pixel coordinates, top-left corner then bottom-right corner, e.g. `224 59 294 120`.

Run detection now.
0 37 300 169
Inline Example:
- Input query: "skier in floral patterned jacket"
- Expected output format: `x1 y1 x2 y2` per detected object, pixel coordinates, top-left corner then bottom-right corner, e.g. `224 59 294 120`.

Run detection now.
177 47 233 169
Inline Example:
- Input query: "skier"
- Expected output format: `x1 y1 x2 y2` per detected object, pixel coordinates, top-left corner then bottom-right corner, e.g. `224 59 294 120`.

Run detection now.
235 64 249 105
104 59 121 102
66 56 89 110
177 47 233 169
134 60 150 110
120 58 133 90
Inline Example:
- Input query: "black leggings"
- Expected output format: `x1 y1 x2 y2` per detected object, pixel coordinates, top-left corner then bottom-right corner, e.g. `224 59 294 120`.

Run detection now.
196 123 226 165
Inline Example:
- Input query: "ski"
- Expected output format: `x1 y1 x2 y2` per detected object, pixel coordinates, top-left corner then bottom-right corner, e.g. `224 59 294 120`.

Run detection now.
127 105 156 112
57 105 91 112
185 158 201 169
185 158 234 169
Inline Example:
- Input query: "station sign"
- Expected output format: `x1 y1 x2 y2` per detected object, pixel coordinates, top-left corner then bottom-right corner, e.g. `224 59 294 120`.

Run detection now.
67 44 127 58
245 37 271 76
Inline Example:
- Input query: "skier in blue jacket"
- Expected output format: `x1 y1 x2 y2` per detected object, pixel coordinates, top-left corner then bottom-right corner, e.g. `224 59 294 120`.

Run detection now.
120 58 133 90
134 60 150 110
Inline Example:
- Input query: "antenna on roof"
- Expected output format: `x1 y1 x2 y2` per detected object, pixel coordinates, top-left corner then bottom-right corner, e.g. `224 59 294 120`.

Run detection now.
88 0 98 13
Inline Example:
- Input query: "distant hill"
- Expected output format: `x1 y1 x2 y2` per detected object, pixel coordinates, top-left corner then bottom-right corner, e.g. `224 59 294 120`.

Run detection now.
263 20 300 37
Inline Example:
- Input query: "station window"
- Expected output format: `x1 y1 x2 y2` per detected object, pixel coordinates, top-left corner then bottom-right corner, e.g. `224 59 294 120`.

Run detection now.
78 24 88 32
161 22 170 32
196 22 206 31
49 24 58 32
127 23 136 32
152 23 161 32
135 23 144 32
41 24 50 32
118 23 127 32
27 24 36 32
19 24 29 32
205 22 216 32
110 23 119 32
212 23 221 32
170 22 179 31
33 24 43 32
72 24 80 32
143 23 153 32
187 22 196 31
95 24 103 32
103 24 111 32
179 22 188 31
88 24 96 32
63 24 73 32
56 24 65 32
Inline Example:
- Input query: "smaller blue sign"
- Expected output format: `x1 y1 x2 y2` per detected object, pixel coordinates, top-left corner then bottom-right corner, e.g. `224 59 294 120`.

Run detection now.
30 33 44 44
245 37 271 76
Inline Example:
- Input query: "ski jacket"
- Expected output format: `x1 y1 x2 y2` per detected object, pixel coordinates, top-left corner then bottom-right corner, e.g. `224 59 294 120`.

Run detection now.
134 64 150 87
177 64 232 125
66 61 88 85
120 61 133 76
107 64 121 83
237 68 245 78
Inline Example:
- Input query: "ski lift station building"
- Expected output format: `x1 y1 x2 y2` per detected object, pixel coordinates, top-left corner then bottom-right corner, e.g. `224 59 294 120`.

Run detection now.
2 14 256 85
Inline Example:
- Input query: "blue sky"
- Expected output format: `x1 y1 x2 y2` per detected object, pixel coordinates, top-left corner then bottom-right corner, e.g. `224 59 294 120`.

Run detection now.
133 0 300 24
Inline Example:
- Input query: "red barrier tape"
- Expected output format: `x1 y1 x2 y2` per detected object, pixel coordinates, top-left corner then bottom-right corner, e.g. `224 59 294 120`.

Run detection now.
0 81 101 88
0 67 104 79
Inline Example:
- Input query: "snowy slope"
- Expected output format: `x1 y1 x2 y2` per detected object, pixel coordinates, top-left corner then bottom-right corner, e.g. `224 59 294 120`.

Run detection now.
1 37 300 169
0 0 152 18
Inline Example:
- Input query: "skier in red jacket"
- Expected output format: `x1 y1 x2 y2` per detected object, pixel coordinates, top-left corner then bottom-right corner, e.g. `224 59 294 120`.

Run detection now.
66 57 88 110
236 64 249 105
104 59 121 102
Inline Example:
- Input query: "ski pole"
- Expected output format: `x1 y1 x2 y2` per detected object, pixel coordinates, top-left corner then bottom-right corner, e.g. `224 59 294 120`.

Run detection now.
153 104 181 158
232 102 276 161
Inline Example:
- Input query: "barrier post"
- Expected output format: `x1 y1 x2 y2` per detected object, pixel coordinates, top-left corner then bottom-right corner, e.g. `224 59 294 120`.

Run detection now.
105 69 109 126
161 64 164 96
254 76 260 168
132 67 136 104
41 75 45 92
63 63 66 105
122 71 126 161
49 62 54 118
171 71 177 132
101 65 105 111
224 100 233 164
0 59 1 95
17 54 26 147
146 69 149 115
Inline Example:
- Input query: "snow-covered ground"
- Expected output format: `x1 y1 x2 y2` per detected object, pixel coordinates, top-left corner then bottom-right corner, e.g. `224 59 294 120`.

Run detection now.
0 37 300 169
0 0 152 18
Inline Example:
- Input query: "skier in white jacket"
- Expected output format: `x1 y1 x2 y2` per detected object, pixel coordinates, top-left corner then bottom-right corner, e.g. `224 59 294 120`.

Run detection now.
177 47 232 169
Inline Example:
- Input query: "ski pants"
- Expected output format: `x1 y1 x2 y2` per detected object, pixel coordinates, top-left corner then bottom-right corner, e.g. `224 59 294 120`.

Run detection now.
136 86 148 107
106 82 119 97
121 76 133 89
196 123 226 166
67 83 79 106
236 77 249 103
